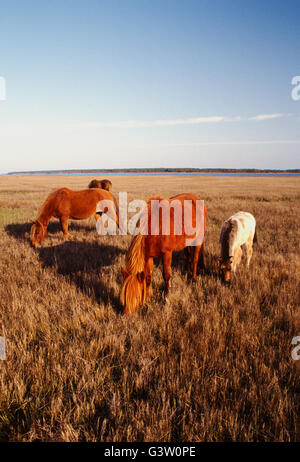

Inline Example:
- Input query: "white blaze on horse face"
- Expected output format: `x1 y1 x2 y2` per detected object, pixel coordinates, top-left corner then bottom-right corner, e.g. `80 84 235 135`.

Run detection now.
150 199 182 236
184 200 205 247
96 200 117 235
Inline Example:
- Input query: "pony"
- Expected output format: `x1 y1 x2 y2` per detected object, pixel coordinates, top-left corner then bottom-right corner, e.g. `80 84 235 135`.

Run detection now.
29 188 119 247
219 211 257 284
120 194 207 314
88 179 112 191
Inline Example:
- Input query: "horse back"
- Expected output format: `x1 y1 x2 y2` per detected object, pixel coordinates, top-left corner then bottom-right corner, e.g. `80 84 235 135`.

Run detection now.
146 193 206 255
50 188 114 219
220 212 255 250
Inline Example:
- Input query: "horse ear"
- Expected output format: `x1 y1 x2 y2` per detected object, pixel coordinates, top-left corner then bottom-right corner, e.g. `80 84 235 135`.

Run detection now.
137 271 145 283
31 219 42 226
121 267 129 279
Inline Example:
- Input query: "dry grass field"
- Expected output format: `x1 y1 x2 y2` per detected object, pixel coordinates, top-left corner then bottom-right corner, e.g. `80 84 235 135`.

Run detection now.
0 174 299 442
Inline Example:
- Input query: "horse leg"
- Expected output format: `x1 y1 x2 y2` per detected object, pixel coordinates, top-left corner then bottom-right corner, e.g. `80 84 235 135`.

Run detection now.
192 246 201 281
60 216 71 240
198 242 205 270
162 251 172 291
236 246 242 267
232 247 239 272
184 246 193 272
145 257 154 300
246 239 253 267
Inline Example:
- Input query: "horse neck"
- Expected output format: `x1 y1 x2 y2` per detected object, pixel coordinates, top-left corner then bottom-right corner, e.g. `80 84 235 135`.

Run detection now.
37 200 53 226
221 221 236 259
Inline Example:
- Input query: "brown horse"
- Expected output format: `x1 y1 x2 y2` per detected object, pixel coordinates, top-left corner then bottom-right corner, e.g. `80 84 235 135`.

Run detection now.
120 194 207 314
29 188 119 247
88 179 112 191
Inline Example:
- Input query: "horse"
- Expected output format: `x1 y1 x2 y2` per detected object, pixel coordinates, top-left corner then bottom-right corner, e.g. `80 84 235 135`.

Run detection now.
219 211 257 284
29 188 119 247
120 193 207 314
88 179 112 191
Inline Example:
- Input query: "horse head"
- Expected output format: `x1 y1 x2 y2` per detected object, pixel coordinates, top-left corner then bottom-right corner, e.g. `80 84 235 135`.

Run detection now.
100 179 112 191
120 267 147 314
30 220 46 247
219 257 233 285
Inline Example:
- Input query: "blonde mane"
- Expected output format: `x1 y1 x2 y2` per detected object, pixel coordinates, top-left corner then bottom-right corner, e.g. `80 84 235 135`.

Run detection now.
120 234 147 314
120 199 155 313
126 234 146 274
125 197 156 275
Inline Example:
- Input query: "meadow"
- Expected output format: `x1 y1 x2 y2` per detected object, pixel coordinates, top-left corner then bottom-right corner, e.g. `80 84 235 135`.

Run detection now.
0 174 299 442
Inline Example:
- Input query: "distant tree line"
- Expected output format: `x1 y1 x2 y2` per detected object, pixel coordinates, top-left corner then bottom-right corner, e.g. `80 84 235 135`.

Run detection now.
7 168 300 175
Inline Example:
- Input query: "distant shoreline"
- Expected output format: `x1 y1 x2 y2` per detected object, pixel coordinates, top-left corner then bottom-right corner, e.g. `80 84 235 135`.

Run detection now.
4 168 300 176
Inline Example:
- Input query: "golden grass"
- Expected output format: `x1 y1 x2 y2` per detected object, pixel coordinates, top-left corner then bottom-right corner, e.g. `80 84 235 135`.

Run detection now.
0 174 299 441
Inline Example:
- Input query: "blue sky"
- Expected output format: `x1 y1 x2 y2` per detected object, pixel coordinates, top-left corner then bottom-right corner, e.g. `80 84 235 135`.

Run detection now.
0 0 300 172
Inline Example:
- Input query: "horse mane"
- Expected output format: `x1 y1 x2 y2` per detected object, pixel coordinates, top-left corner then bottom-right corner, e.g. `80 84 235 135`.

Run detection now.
121 213 148 313
125 196 166 274
221 219 238 258
121 197 168 313
126 234 145 274
36 189 63 223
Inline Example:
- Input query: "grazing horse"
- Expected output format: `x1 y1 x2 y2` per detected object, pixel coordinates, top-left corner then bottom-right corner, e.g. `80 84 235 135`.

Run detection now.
88 179 112 191
219 211 257 284
120 194 207 314
29 188 119 247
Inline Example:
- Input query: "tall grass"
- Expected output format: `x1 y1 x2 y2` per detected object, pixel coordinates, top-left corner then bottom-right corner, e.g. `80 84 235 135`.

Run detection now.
0 175 299 441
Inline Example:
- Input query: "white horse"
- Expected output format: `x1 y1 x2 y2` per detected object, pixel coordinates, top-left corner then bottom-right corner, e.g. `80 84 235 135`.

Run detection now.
219 211 257 283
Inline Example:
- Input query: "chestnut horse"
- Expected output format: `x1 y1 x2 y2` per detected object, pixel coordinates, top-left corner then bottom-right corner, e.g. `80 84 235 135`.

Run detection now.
88 179 112 191
29 188 119 247
219 211 257 284
120 193 207 314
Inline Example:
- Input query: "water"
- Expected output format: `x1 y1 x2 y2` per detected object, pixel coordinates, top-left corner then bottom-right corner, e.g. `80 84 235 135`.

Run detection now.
2 172 300 177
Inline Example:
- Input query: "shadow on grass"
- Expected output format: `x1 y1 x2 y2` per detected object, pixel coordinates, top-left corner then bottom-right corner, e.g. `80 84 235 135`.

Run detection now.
5 220 219 310
5 220 126 314
5 219 96 241
5 221 32 241
37 240 125 314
